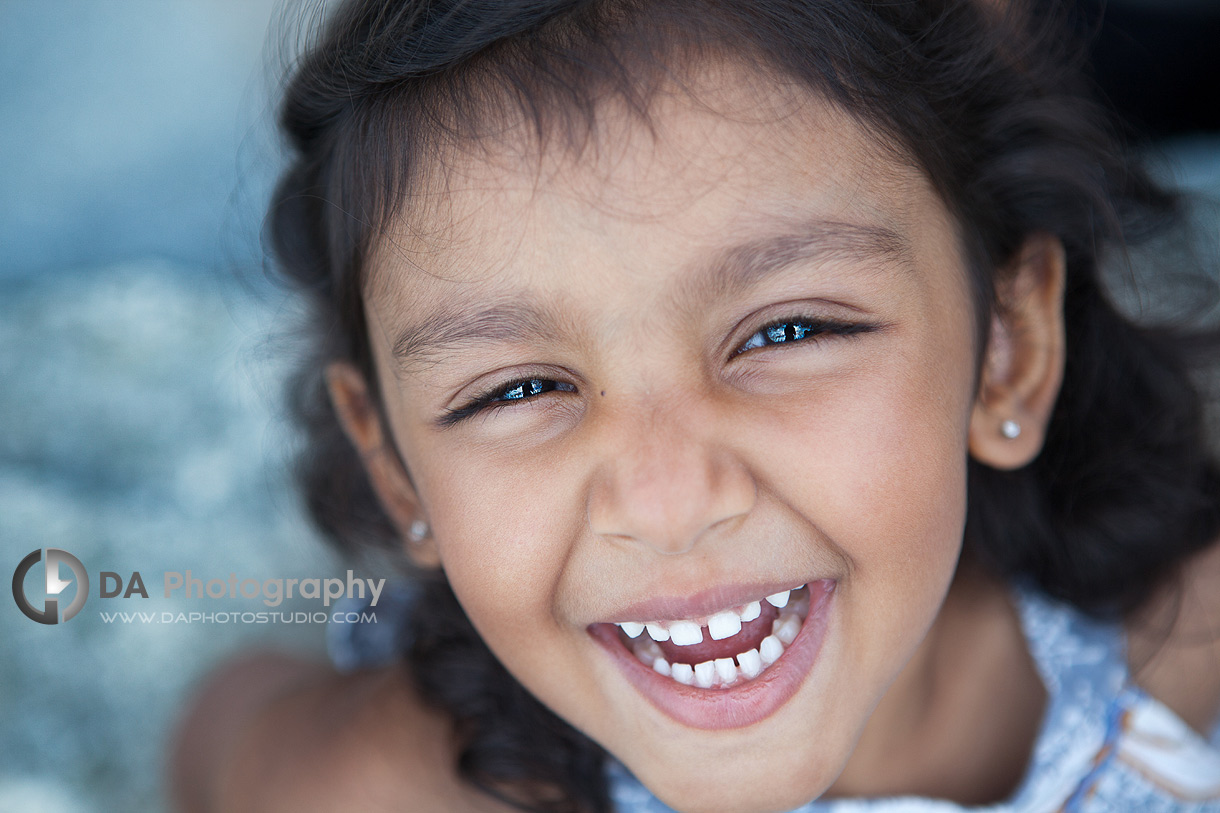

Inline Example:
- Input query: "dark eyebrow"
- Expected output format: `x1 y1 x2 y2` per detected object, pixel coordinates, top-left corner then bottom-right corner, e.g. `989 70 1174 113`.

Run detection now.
390 219 911 370
391 295 563 372
680 219 913 306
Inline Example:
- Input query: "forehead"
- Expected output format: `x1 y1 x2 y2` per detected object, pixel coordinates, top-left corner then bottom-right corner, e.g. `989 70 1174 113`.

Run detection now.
366 60 942 345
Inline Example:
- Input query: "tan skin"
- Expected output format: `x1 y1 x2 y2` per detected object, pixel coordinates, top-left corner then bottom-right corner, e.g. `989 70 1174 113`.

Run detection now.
172 64 1220 812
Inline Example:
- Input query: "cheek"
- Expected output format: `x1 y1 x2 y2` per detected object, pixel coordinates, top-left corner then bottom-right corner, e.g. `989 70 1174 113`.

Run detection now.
410 442 583 643
847 359 972 569
758 374 967 563
744 328 975 642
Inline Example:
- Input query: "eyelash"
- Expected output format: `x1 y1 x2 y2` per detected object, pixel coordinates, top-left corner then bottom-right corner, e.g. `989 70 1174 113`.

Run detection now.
439 317 874 426
732 317 872 355
439 378 578 427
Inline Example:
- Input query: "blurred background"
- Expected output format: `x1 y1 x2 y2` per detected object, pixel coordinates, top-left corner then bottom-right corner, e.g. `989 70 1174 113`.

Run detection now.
0 2 344 812
0 1 1217 812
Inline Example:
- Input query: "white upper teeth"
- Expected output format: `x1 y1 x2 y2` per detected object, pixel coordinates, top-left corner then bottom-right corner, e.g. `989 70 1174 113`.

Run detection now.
707 610 742 641
613 586 802 644
765 590 790 609
620 621 645 638
668 620 703 646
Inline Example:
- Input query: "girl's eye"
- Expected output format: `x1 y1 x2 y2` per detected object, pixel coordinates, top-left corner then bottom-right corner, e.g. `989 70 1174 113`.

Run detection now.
441 378 577 426
441 318 871 426
735 317 873 355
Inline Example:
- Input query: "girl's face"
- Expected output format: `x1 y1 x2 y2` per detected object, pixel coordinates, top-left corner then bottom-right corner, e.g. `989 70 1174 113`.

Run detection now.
362 66 981 812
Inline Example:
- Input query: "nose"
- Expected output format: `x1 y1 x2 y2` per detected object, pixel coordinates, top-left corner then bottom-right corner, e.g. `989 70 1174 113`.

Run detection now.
586 397 757 555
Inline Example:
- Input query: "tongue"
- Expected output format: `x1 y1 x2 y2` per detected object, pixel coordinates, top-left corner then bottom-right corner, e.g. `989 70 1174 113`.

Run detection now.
656 603 780 665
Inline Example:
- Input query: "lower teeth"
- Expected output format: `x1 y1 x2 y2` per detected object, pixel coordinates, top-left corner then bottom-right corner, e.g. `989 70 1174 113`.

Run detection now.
630 586 811 688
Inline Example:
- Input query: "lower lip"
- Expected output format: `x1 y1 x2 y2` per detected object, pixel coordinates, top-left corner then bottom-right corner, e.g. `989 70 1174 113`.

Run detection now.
588 580 836 730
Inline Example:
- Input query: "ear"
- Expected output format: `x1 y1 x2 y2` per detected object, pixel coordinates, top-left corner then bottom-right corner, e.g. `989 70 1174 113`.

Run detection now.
324 362 441 568
969 233 1067 471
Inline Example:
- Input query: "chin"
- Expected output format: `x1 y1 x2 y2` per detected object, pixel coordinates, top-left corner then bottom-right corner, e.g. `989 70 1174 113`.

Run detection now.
640 763 839 813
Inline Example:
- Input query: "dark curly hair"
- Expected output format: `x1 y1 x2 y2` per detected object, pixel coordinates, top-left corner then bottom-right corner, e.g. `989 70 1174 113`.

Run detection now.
266 1 1220 810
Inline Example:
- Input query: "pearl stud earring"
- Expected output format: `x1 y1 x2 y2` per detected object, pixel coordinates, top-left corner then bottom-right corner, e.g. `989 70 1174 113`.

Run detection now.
407 519 429 543
1000 419 1022 440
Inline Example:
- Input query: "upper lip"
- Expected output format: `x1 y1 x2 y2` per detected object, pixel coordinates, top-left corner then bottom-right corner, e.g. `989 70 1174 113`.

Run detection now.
598 579 813 624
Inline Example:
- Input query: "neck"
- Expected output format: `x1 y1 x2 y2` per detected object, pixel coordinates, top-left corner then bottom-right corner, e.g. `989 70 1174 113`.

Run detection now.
825 560 1046 805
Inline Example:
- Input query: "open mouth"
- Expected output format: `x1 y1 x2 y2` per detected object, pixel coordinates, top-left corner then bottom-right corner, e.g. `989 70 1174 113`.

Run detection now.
618 585 811 688
588 580 835 729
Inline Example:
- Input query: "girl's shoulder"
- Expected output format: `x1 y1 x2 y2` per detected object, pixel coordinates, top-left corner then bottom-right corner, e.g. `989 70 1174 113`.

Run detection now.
218 663 510 813
1126 538 1220 739
1005 583 1220 812
175 650 512 813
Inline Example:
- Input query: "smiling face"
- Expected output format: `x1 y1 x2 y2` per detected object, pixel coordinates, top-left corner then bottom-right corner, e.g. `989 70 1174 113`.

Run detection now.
353 64 984 811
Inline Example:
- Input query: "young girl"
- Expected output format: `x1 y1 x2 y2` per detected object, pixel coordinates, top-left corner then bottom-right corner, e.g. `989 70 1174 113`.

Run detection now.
173 0 1220 810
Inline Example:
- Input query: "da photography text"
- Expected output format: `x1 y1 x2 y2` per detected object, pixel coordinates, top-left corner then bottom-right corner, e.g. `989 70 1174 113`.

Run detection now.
12 547 386 625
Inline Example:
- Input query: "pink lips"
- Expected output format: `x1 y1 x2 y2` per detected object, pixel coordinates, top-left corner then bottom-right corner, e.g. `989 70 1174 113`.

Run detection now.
589 580 836 730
